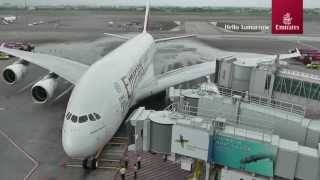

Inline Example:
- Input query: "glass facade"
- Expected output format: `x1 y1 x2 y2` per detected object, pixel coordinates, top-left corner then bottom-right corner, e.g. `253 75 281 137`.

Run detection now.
273 76 320 101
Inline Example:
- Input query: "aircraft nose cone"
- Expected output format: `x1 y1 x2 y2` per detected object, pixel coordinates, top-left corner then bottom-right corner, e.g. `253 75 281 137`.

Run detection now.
62 128 97 158
62 128 80 158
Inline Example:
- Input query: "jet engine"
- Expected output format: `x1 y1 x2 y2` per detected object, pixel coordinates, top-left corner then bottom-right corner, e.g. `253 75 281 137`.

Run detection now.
2 61 28 84
31 73 58 103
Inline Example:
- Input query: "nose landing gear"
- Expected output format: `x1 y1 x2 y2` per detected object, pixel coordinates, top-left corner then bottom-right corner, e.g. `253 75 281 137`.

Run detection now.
82 157 98 169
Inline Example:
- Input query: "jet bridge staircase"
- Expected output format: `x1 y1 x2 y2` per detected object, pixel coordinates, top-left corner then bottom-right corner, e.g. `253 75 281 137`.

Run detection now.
62 137 129 170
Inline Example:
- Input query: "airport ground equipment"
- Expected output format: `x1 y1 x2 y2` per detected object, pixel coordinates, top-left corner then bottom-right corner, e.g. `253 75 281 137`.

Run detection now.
1 42 34 52
307 63 320 69
0 52 9 60
290 48 320 65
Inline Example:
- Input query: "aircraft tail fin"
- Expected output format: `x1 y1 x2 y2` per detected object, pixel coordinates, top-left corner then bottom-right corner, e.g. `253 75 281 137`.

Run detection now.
143 0 150 32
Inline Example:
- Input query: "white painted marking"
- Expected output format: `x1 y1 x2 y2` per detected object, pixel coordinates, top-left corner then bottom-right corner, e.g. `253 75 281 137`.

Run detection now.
0 128 39 180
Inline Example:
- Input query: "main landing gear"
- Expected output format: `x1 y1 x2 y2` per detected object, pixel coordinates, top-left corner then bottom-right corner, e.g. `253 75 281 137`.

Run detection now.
82 157 98 169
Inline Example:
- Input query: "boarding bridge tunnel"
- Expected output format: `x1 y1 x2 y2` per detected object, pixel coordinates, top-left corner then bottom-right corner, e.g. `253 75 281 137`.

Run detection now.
214 56 320 119
128 87 320 180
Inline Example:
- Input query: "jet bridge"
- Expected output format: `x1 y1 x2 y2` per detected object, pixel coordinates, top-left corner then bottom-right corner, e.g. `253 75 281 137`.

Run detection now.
128 87 320 180
215 56 320 118
168 87 320 148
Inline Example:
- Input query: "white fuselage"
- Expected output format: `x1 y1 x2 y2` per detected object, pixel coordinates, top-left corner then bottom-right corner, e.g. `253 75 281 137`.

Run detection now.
62 32 156 158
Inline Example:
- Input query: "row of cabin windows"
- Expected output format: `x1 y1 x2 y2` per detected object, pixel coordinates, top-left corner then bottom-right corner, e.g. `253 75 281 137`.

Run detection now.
65 112 101 123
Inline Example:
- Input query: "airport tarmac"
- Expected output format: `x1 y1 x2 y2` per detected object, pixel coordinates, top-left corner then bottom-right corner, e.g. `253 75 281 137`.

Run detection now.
0 10 320 180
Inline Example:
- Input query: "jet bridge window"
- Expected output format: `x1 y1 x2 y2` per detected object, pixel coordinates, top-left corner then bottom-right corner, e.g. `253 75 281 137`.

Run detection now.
79 115 88 123
71 115 78 123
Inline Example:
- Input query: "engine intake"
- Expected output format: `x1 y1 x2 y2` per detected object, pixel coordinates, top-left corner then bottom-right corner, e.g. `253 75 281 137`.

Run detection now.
2 62 28 84
31 74 58 103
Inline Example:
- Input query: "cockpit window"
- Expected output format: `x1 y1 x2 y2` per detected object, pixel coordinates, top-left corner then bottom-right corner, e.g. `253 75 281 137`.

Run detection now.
94 113 101 120
66 112 71 120
71 115 78 123
88 114 95 121
68 113 100 123
79 115 88 123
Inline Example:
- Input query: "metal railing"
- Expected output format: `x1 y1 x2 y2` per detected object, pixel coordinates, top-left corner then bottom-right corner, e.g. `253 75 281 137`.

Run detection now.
280 68 320 81
165 102 274 143
217 86 305 116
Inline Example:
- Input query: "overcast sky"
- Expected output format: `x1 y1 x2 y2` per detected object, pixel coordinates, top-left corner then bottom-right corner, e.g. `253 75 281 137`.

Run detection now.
3 0 320 8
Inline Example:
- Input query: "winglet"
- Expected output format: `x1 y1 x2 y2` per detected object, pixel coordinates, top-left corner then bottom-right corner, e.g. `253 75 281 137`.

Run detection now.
0 43 5 48
143 0 150 32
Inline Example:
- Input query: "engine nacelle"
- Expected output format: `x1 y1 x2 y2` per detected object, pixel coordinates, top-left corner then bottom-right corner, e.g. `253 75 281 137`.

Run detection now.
31 74 58 103
2 62 28 84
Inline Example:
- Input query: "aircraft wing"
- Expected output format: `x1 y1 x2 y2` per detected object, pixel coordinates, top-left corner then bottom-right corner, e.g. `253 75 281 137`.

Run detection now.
258 49 300 62
134 61 215 101
0 47 88 84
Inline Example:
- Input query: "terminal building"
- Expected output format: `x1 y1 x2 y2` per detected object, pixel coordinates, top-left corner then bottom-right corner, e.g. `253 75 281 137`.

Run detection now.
128 86 320 180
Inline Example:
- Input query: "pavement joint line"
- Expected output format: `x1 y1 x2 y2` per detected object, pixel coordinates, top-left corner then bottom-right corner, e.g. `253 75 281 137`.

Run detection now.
0 128 39 180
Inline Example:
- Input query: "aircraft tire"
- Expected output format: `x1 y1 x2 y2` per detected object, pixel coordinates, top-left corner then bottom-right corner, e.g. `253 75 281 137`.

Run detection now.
91 158 97 169
82 158 88 169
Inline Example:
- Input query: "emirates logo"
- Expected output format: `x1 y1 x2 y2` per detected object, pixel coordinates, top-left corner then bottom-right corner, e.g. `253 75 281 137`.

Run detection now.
274 11 301 32
272 0 303 34
282 13 293 25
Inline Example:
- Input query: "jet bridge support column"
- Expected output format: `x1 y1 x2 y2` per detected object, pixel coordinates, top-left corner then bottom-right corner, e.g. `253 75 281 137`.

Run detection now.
268 54 280 99
142 119 150 152
205 162 211 180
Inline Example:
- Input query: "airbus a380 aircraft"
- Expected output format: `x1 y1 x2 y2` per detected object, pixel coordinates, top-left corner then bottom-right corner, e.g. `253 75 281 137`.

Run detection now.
0 0 300 169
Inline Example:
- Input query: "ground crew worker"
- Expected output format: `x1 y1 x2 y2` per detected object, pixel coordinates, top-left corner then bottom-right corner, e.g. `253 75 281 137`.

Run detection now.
120 166 126 180
137 154 142 169
124 155 129 169
163 154 168 162
134 163 138 179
